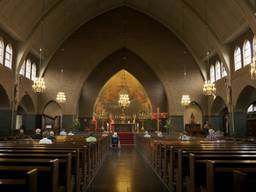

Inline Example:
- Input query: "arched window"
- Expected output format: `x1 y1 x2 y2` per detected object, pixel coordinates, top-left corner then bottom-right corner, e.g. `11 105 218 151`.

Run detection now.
243 40 252 66
215 61 221 80
221 62 227 77
25 59 31 79
31 63 37 81
253 36 256 57
234 47 242 71
0 38 4 65
210 64 215 82
4 44 12 69
19 61 25 76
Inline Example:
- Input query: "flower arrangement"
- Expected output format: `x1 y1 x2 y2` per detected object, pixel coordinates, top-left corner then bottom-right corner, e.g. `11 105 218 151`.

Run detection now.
206 129 217 140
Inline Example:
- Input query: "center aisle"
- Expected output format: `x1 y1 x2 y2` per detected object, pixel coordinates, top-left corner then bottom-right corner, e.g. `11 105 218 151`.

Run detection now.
87 146 169 192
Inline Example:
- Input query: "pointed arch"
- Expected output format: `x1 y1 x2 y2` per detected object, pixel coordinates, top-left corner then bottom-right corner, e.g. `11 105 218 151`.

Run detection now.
0 84 10 109
18 94 35 114
43 100 62 118
184 101 203 126
211 96 228 115
78 48 168 117
93 69 153 118
235 85 256 112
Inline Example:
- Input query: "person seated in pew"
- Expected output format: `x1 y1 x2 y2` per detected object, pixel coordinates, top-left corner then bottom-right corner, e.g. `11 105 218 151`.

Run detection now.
16 128 30 139
86 133 97 143
144 131 151 138
157 131 163 137
48 131 55 140
39 131 53 144
68 131 74 136
32 128 42 139
60 129 67 136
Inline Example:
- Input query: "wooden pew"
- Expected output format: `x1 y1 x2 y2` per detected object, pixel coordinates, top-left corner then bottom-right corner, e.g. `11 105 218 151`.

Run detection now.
135 135 256 192
206 160 256 192
233 170 247 192
188 153 256 192
0 168 37 192
0 158 58 192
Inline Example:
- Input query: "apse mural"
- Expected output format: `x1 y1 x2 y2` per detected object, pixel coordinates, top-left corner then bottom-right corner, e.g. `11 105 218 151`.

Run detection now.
93 70 152 122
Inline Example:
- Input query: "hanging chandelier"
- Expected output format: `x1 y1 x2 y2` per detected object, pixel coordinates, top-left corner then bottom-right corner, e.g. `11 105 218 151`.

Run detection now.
32 49 46 93
32 77 46 93
56 91 66 103
203 80 216 96
251 57 256 79
118 70 130 108
181 94 191 107
118 92 130 108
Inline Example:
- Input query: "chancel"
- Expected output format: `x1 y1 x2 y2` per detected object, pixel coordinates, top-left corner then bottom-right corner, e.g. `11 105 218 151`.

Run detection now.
1 0 256 192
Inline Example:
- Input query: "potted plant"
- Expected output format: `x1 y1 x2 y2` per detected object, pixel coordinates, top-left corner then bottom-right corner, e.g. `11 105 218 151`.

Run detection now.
164 117 173 135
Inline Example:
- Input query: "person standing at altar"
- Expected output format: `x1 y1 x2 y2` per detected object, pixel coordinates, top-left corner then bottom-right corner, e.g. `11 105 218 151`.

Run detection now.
111 132 119 148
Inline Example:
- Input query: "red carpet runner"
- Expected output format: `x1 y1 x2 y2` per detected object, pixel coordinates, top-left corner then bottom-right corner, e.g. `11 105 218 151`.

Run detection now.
118 132 134 145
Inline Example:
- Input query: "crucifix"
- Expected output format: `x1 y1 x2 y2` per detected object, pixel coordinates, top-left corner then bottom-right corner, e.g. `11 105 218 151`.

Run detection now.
152 107 168 132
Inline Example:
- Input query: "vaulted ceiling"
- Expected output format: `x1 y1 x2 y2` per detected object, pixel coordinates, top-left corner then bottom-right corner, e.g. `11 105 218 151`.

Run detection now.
0 0 255 75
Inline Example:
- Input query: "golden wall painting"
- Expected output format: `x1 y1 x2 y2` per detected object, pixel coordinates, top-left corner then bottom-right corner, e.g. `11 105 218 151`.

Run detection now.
93 70 152 121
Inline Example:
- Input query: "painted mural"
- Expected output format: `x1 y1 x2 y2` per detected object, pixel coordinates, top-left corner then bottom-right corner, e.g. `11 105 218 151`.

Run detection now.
93 70 152 122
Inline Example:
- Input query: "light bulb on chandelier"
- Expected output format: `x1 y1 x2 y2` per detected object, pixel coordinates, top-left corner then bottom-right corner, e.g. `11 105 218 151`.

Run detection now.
56 91 66 103
181 94 191 107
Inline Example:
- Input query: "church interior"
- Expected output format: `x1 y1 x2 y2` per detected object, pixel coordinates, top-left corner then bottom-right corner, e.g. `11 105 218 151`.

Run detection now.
1 0 256 191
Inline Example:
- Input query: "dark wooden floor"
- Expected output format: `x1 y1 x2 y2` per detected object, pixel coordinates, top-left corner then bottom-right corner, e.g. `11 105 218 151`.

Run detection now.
87 146 169 192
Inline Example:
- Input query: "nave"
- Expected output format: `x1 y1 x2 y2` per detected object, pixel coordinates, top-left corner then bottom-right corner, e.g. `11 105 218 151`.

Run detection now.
87 146 169 192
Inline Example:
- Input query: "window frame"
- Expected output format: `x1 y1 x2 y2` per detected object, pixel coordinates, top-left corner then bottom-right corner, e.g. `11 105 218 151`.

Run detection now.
234 47 242 71
4 44 12 69
242 40 252 66
25 59 32 79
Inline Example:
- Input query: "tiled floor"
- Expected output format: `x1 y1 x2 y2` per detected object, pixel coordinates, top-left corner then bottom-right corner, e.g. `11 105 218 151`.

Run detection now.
87 146 169 192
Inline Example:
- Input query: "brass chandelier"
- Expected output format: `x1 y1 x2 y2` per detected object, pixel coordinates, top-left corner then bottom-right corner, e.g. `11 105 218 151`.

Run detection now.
181 94 191 107
118 70 130 108
32 48 46 93
202 0 216 96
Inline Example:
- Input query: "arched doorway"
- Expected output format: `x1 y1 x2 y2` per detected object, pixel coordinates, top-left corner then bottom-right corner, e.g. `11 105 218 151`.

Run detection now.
16 94 35 132
235 85 256 137
42 101 63 133
211 96 229 134
184 102 202 134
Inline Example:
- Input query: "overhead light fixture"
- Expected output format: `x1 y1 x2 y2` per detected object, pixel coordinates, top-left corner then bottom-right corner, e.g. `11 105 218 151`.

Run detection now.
56 91 66 103
180 4 191 107
202 0 216 96
203 80 216 96
118 70 130 108
32 48 46 93
181 94 191 107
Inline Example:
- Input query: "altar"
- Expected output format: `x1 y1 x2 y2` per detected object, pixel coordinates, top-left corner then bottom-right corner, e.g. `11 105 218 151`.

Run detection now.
113 124 135 132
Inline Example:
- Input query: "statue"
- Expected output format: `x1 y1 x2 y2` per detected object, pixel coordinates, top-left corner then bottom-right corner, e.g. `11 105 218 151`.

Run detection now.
190 113 195 124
